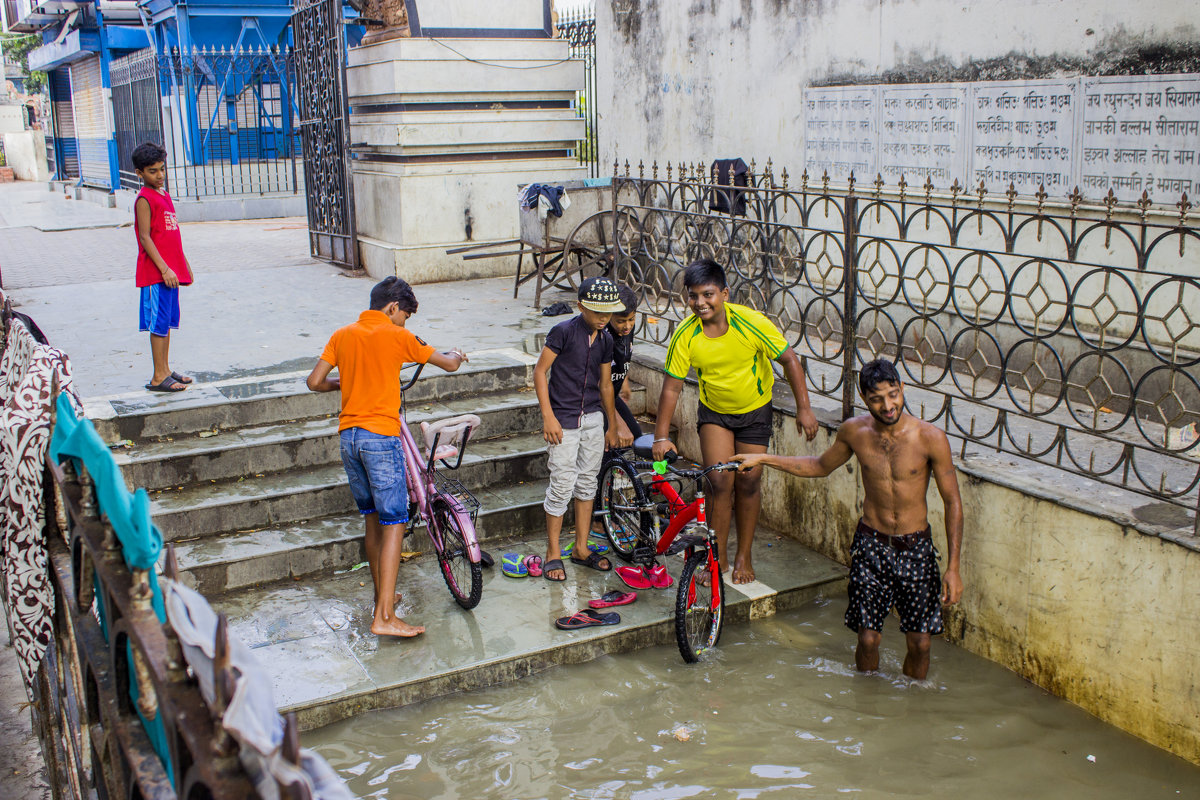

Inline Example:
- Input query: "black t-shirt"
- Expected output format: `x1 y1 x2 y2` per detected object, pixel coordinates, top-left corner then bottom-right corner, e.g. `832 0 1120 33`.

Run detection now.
609 326 633 393
545 315 614 428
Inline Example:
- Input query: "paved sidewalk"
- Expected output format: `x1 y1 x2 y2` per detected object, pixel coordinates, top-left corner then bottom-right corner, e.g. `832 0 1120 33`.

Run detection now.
0 182 321 289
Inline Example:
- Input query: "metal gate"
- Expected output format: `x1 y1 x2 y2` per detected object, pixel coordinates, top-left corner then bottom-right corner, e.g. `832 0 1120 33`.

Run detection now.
110 48 163 190
291 0 358 269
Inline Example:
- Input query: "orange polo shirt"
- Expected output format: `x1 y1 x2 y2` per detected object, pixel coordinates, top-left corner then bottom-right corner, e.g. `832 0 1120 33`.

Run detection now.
319 310 436 435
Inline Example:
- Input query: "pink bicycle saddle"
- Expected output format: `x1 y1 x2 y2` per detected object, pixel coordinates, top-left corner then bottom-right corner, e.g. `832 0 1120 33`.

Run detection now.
421 414 482 461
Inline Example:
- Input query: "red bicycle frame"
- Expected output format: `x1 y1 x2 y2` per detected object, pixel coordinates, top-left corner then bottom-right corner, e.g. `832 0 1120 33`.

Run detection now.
646 473 722 608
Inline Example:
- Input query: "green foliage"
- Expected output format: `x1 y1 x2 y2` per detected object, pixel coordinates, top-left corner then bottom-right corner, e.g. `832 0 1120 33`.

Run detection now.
2 33 48 94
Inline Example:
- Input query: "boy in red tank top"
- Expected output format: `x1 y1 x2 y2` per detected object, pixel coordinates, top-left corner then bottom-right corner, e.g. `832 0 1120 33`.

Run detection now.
132 141 194 392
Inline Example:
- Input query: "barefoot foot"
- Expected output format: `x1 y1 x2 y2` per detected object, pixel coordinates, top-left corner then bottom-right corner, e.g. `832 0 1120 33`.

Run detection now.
732 559 755 584
370 617 425 637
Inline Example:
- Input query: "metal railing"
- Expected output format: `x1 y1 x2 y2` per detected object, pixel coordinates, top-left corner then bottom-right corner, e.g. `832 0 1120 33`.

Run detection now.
0 298 345 799
609 161 1200 534
558 2 599 177
111 46 302 198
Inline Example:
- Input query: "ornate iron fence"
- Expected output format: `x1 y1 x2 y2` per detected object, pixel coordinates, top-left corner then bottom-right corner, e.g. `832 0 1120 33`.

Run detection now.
609 161 1200 534
557 2 599 177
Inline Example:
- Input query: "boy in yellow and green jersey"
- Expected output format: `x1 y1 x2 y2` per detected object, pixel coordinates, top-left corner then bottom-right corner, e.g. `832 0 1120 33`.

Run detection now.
652 259 818 584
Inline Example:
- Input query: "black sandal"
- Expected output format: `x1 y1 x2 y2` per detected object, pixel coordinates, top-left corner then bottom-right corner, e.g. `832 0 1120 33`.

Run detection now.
570 551 612 572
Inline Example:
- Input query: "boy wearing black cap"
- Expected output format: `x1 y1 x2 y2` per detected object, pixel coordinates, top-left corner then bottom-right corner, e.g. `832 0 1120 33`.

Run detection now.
533 277 634 581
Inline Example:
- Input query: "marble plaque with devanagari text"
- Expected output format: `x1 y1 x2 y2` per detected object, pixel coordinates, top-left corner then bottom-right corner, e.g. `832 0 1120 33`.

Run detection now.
1082 75 1200 202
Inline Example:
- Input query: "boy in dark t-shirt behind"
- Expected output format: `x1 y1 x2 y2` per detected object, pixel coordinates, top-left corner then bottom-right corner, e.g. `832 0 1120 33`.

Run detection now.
533 277 633 582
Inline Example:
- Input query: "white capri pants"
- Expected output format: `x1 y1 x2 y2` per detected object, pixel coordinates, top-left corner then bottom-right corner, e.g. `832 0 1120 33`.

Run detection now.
544 411 605 517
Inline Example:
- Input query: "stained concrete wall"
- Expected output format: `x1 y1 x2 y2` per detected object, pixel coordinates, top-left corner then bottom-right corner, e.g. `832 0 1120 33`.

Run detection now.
597 0 1200 165
629 347 1200 765
1 132 49 182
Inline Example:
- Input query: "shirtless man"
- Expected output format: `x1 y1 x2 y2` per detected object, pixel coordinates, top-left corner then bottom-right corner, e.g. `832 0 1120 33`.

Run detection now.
732 359 963 680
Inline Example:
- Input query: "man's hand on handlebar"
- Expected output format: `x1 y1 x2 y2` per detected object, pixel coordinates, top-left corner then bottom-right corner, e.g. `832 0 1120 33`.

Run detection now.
604 428 622 450
730 453 768 472
652 438 677 462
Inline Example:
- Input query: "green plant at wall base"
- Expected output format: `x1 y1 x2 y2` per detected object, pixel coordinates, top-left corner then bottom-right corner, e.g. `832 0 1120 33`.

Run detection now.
1 33 48 94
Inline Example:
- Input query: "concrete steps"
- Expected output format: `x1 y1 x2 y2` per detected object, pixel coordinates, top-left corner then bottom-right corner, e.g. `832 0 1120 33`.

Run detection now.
120 389 545 492
92 347 848 732
214 529 848 731
107 348 652 593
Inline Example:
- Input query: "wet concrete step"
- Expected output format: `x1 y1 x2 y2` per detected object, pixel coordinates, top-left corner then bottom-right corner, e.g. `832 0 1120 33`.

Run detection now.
90 350 534 445
151 432 552 541
119 388 545 491
173 483 551 595
213 528 849 731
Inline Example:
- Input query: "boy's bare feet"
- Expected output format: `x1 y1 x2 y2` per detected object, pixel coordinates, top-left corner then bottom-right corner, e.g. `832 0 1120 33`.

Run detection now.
732 557 756 584
371 617 425 637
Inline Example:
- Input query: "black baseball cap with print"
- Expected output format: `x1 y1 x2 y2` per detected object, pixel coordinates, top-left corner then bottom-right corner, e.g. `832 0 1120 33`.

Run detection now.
578 277 625 313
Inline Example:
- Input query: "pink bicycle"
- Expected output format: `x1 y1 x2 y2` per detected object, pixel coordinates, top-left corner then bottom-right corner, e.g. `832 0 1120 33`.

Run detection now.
399 364 484 609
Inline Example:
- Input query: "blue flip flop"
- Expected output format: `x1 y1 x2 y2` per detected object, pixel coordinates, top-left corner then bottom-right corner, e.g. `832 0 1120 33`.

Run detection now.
561 540 610 558
501 552 528 578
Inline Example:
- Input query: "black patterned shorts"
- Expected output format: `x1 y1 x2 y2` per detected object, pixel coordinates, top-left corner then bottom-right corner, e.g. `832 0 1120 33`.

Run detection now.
844 520 944 635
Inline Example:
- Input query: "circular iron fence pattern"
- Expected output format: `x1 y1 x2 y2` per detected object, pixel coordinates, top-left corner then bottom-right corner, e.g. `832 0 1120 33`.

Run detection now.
613 173 1200 525
950 252 1008 327
1140 277 1200 368
1069 268 1140 351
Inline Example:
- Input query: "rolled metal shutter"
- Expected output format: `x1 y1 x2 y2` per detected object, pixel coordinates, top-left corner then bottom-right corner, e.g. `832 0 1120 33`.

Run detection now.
50 68 79 178
70 56 111 188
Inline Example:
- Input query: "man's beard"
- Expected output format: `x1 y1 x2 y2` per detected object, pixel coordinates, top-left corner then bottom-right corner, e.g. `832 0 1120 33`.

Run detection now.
868 406 901 426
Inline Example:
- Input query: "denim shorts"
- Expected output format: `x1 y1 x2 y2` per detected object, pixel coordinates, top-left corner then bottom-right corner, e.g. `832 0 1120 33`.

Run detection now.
339 428 409 525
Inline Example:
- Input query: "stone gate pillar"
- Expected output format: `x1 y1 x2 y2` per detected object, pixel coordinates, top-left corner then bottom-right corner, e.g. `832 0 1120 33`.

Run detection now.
346 1 587 282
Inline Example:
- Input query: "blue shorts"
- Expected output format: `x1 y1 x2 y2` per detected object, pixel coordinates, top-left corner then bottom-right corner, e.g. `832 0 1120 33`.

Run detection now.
339 428 410 526
139 284 180 337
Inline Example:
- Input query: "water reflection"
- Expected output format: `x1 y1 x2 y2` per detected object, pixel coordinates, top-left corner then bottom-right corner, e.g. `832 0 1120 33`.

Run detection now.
307 599 1200 799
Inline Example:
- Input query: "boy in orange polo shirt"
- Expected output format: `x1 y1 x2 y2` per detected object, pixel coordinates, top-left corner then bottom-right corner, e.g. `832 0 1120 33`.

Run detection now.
307 277 468 638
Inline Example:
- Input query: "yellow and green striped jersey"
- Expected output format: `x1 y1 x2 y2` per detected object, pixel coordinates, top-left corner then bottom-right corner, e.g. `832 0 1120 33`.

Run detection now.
664 302 788 414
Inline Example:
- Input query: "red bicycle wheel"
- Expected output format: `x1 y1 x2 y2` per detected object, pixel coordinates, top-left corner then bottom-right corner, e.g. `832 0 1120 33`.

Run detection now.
674 550 724 662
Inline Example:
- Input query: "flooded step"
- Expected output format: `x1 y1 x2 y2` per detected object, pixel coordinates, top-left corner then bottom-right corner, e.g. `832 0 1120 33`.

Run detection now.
212 529 848 731
151 432 552 541
174 483 552 595
119 389 546 491
90 351 533 445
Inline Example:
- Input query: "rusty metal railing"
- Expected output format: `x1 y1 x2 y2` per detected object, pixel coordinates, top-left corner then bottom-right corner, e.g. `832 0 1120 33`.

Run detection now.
0 295 344 799
607 160 1200 535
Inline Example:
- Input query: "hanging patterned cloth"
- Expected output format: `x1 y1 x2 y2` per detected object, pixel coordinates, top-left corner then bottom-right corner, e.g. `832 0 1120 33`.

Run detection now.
0 300 80 691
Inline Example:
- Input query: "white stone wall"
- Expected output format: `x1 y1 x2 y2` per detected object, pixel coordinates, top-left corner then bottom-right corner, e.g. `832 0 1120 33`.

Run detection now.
597 0 1200 171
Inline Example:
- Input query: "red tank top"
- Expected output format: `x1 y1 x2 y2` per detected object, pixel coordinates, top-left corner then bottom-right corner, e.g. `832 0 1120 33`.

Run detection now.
134 187 192 287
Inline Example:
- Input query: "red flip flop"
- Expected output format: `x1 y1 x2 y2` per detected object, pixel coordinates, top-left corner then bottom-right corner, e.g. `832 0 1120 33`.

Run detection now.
616 565 654 590
588 590 636 609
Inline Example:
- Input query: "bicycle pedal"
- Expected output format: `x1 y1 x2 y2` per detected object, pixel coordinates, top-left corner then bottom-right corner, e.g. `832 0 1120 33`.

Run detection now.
663 534 706 557
631 545 656 565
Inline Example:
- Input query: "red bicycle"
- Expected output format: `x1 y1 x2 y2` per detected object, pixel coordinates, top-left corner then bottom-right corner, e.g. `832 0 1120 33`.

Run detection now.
596 434 737 662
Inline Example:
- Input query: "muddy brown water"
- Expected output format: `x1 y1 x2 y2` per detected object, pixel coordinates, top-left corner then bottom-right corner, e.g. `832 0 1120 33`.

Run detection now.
307 599 1200 799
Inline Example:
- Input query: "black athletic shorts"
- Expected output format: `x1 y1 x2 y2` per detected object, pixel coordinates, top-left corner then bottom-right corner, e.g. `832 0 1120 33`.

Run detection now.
696 401 773 446
844 520 944 635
